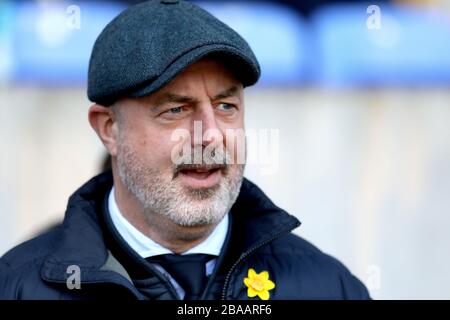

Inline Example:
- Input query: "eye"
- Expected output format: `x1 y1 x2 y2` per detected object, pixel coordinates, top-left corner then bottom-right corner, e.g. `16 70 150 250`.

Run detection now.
168 107 183 114
217 103 237 111
161 106 185 116
158 106 190 120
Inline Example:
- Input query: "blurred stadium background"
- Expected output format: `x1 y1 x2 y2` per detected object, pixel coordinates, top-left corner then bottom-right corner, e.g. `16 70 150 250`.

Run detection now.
1 0 450 299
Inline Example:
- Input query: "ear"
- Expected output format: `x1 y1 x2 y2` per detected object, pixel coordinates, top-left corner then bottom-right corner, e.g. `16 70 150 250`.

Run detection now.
88 104 119 156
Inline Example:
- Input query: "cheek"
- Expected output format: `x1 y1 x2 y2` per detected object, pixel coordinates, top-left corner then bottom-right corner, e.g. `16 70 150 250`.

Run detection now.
139 135 179 168
123 117 187 170
222 128 246 164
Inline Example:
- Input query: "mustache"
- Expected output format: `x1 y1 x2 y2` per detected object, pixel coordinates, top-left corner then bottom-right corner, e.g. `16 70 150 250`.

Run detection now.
172 147 231 179
172 163 228 180
175 163 226 171
173 147 231 166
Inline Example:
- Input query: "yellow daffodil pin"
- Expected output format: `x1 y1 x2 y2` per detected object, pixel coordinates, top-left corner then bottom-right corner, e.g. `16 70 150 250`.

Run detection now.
243 268 275 300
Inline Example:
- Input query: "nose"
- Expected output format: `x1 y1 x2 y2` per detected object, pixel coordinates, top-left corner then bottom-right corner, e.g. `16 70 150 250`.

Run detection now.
191 103 223 148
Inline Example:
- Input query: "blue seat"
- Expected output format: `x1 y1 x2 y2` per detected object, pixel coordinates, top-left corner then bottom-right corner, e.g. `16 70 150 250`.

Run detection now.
195 1 312 86
11 1 126 84
312 4 450 86
0 0 14 82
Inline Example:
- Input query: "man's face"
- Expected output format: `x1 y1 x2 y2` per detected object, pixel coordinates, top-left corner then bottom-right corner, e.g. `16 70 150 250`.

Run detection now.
114 59 245 227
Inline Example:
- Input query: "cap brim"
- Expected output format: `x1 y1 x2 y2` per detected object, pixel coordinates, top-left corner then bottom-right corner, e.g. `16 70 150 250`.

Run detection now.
127 43 260 99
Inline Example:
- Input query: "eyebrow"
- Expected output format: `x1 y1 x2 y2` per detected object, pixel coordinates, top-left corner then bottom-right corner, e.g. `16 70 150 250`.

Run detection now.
153 85 240 109
212 85 240 101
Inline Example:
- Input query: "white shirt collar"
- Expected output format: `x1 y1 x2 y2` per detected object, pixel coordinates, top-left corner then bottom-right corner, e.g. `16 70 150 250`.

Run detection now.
108 186 229 258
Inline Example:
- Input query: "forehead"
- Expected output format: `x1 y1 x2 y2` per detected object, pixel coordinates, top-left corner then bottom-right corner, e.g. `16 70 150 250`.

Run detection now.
115 58 244 109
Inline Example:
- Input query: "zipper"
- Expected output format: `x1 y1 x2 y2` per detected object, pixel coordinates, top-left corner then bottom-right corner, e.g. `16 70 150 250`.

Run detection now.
45 222 299 300
221 220 300 300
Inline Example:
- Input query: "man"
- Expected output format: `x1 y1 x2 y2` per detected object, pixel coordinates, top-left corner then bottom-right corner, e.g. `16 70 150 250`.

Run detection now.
0 0 370 300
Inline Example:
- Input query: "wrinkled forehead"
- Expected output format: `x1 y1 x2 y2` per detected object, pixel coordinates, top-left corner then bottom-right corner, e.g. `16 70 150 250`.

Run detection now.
117 57 245 108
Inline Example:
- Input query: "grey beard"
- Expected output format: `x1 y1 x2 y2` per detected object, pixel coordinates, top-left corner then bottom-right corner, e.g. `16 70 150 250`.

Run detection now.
116 144 244 227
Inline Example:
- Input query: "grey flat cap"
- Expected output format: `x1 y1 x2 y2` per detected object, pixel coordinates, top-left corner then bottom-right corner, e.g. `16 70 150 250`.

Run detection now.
88 0 261 105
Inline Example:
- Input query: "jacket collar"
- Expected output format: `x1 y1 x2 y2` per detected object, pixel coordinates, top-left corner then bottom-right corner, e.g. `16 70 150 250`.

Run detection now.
41 171 301 284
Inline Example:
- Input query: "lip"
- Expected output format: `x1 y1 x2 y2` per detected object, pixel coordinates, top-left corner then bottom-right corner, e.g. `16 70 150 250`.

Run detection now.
178 168 222 189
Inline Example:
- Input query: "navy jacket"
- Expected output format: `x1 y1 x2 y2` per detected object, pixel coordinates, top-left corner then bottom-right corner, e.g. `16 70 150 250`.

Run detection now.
0 172 370 300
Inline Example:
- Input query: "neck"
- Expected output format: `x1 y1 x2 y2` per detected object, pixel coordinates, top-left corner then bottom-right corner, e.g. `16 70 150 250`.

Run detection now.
112 171 216 254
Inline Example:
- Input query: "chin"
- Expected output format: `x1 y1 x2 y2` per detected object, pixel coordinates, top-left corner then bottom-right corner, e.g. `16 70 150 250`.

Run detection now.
168 206 227 228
